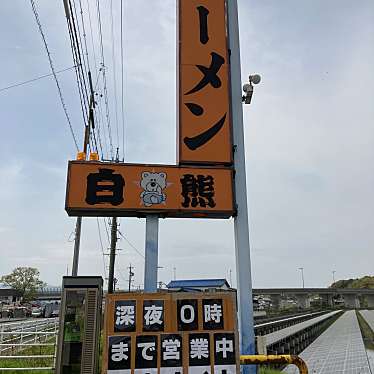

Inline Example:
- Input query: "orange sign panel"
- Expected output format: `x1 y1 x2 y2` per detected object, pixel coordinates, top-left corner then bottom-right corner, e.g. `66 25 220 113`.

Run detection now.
65 161 234 218
178 0 232 165
102 291 239 374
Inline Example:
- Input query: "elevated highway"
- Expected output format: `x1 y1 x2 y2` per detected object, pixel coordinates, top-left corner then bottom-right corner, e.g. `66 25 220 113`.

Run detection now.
35 287 374 308
253 288 374 309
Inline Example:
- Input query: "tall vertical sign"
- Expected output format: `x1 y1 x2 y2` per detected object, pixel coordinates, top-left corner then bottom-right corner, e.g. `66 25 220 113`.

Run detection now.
178 0 232 165
65 0 255 369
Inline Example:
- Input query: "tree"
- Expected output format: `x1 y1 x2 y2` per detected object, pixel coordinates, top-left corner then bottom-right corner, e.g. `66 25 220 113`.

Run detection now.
0 267 46 302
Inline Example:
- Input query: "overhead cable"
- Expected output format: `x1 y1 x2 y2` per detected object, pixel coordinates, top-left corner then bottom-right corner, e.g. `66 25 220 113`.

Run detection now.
65 2 89 128
30 0 79 151
118 230 145 260
96 218 107 276
96 0 114 159
66 0 90 122
110 0 120 151
120 0 126 160
0 66 77 93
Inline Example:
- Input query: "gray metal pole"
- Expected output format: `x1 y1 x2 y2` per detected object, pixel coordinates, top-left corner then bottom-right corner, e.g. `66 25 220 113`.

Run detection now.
108 217 118 294
299 267 305 288
227 1 256 371
144 215 159 292
71 216 82 276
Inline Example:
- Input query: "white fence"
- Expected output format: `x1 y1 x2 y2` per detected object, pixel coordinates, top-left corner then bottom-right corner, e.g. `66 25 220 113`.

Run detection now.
0 318 59 371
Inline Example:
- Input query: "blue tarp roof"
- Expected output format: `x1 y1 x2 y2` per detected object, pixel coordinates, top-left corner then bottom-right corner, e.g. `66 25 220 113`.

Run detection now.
167 279 230 289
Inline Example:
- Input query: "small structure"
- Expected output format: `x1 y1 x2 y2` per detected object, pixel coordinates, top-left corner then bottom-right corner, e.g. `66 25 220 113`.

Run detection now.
0 287 22 304
167 278 231 292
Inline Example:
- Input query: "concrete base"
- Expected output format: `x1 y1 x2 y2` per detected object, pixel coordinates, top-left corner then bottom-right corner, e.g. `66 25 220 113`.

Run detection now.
271 295 282 310
366 295 374 308
344 294 360 309
321 294 334 308
296 294 311 309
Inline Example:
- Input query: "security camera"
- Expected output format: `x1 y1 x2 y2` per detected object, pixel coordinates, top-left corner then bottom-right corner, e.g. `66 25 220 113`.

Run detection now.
242 84 253 104
243 83 253 93
249 74 261 85
242 74 261 105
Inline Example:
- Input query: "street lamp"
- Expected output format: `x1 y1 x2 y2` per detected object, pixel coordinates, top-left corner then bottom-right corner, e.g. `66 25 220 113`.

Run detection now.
332 270 336 285
298 267 305 288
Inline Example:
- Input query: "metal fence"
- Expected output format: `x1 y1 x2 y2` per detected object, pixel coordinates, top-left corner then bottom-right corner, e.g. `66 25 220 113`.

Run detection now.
0 318 59 371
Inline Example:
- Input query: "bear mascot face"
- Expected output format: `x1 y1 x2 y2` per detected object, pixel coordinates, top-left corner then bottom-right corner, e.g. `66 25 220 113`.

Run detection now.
140 172 167 207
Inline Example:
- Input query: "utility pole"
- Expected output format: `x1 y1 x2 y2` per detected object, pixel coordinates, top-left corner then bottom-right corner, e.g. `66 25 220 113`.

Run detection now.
108 217 118 294
128 264 134 292
71 70 95 276
332 270 336 284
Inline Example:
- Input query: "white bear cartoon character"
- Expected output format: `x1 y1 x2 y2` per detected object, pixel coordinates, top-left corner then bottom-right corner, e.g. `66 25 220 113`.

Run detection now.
140 171 167 207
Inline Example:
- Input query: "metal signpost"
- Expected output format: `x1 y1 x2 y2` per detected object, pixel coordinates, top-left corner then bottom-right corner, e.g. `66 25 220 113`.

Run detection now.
227 1 256 371
103 291 239 374
144 215 159 292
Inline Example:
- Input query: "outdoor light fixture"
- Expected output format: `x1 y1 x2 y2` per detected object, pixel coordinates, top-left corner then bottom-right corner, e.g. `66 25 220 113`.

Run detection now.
242 74 261 104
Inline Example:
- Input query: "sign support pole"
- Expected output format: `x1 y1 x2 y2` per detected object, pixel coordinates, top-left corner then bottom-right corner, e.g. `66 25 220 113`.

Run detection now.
144 215 159 292
227 0 256 372
71 216 82 276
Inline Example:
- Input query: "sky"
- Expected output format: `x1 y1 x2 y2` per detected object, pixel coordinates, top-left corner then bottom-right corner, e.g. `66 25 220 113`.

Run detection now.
0 0 373 290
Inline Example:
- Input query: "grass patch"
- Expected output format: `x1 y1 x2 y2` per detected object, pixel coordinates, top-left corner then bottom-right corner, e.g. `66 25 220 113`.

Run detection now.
356 310 374 350
258 368 283 373
0 340 55 374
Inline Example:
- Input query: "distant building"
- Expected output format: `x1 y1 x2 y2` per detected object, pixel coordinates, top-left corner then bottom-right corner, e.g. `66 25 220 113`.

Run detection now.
0 288 22 304
167 279 231 292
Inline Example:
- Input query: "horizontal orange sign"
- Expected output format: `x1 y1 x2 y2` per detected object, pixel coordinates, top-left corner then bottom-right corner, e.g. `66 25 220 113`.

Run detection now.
178 0 232 165
65 161 234 218
102 292 239 374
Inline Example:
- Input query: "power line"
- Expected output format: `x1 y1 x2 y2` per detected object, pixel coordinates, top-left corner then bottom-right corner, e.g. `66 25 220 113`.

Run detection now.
69 0 90 103
77 0 91 73
30 0 79 151
70 0 97 144
96 0 114 159
96 217 107 275
120 0 126 160
74 0 106 160
64 0 105 162
93 98 104 159
85 0 98 80
110 0 120 152
85 0 107 160
0 66 77 93
118 230 145 260
95 88 110 159
104 218 111 245
64 0 89 130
